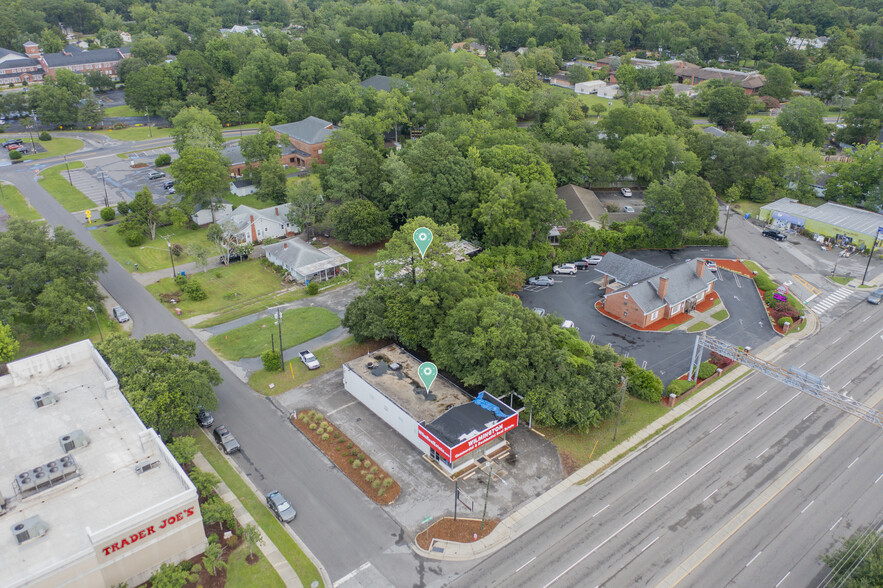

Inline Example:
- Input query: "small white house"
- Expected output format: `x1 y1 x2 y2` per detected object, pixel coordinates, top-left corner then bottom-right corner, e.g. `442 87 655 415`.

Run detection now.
575 80 606 95
230 180 256 197
215 204 297 243
596 84 621 99
191 201 233 227
264 239 351 283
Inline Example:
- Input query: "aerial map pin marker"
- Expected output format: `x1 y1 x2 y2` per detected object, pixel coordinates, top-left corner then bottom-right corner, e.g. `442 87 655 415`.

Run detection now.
418 362 438 393
413 227 433 258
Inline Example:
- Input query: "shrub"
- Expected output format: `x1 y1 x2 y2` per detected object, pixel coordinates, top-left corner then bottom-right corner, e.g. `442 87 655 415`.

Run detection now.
306 282 320 295
155 153 172 167
666 378 694 396
191 563 202 573
39 131 51 141
627 369 664 402
166 436 198 465
208 533 219 544
360 469 368 477
227 534 240 548
173 274 188 287
754 274 776 292
682 234 729 247
381 478 393 488
378 488 386 496
183 280 207 301
9 149 22 160
372 479 381 489
179 560 193 572
189 468 221 498
170 243 184 257
261 350 282 371
333 431 340 438
116 201 129 215
309 422 317 430
352 459 362 469
299 413 309 422
366 474 375 483
321 433 329 441
697 361 717 380
370 465 378 474
347 442 353 449
124 230 145 246
778 316 792 327
709 351 734 369
363 460 371 468
100 206 116 221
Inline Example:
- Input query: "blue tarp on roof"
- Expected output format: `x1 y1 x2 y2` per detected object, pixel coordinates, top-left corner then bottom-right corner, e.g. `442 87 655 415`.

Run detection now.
474 392 507 419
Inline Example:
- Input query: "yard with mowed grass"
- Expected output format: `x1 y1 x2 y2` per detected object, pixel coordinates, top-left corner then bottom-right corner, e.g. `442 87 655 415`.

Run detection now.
98 126 173 141
14 310 124 360
711 309 729 320
90 225 211 272
0 183 41 220
194 289 310 328
38 161 95 212
687 321 710 332
249 337 383 394
147 261 293 319
21 137 83 160
208 306 340 360
225 544 285 588
192 433 323 588
104 105 142 117
537 396 669 472
547 85 623 111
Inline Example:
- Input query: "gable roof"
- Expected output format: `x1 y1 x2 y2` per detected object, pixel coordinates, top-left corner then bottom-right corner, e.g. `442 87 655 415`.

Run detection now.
271 116 335 145
43 46 130 67
556 184 607 223
701 126 728 138
219 203 292 233
360 75 393 92
609 259 717 313
264 239 351 275
594 252 661 285
0 48 28 64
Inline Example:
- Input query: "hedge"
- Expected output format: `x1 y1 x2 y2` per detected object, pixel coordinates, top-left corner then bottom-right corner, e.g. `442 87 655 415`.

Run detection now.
666 379 694 396
697 361 717 380
777 316 793 327
754 274 776 292
100 206 116 221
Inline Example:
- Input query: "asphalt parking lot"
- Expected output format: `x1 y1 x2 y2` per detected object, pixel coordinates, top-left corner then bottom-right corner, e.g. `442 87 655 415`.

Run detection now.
519 247 777 385
594 188 644 218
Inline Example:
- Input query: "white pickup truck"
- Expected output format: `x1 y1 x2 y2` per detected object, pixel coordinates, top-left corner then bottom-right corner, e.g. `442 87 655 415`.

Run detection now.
299 350 320 370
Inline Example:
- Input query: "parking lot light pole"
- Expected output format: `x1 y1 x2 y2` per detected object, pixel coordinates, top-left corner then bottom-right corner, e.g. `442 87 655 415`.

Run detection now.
723 204 731 237
99 170 110 208
274 307 284 366
63 154 73 186
861 227 883 286
236 110 243 139
86 305 104 343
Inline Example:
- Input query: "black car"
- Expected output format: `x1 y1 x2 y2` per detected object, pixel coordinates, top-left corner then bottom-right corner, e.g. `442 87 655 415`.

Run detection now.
219 251 248 264
196 408 214 427
572 260 590 270
2 139 23 148
762 229 787 241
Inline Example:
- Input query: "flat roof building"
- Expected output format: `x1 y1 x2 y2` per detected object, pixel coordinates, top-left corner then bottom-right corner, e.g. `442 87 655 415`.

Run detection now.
342 345 518 476
0 340 206 588
760 197 883 249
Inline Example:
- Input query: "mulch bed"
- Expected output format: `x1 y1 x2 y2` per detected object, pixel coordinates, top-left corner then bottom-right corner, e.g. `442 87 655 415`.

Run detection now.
712 259 754 277
416 517 499 550
292 409 401 505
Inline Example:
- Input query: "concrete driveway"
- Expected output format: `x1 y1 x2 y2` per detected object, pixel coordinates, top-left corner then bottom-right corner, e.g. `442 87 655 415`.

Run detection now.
517 247 777 385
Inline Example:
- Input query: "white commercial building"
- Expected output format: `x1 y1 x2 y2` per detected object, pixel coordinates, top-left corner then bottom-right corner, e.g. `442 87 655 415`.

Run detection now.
0 341 206 588
342 345 518 477
574 80 606 94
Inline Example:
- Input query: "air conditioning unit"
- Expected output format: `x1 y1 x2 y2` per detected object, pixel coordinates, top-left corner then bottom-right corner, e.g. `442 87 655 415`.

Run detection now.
11 516 48 545
15 472 35 494
59 430 89 453
60 455 77 475
33 391 58 408
134 459 160 475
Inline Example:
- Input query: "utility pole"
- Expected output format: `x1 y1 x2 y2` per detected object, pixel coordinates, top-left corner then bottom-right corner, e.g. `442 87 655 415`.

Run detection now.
613 375 629 442
453 481 458 522
481 465 493 532
861 227 883 286
99 170 109 208
63 154 73 186
275 308 284 367
722 204 731 237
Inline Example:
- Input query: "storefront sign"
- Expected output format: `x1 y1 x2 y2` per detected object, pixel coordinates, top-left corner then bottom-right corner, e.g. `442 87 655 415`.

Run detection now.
418 425 453 462
100 506 197 557
450 413 518 462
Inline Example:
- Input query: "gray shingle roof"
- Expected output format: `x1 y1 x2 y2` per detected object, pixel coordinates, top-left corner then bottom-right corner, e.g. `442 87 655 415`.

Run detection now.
594 252 661 285
43 47 130 68
612 259 717 313
702 126 728 138
271 116 335 145
761 197 883 238
0 58 41 70
556 184 607 222
360 75 393 92
0 48 27 62
264 239 351 275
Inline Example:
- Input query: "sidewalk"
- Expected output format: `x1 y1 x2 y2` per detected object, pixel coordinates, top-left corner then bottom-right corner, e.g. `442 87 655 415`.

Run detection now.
415 311 819 561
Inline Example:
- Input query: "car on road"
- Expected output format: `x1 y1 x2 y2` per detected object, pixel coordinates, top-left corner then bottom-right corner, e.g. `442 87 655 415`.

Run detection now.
147 170 165 180
621 188 633 197
867 288 883 305
532 307 546 316
584 255 604 265
196 408 214 428
762 229 787 241
528 276 555 286
213 425 240 454
623 205 635 213
112 305 129 323
704 260 718 272
299 350 321 370
266 490 296 522
553 263 577 275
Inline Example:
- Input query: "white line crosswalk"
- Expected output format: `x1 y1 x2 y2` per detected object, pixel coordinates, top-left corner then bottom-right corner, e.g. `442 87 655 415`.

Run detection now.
810 287 855 315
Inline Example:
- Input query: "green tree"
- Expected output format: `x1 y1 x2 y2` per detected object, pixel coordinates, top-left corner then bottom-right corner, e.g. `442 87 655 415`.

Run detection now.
210 79 247 125
150 563 190 588
171 147 231 223
805 58 854 103
40 28 66 53
166 436 198 465
84 71 115 92
760 65 794 101
202 542 227 577
0 321 20 363
131 35 168 65
100 29 123 48
78 96 105 128
824 142 883 209
116 188 185 241
568 65 592 84
286 180 323 238
242 523 264 559
839 81 883 145
171 107 224 154
96 334 221 440
640 171 717 240
704 83 751 130
821 529 883 587
29 71 87 127
124 65 176 115
330 199 391 246
770 143 823 203
750 176 776 203
188 467 221 498
777 96 827 146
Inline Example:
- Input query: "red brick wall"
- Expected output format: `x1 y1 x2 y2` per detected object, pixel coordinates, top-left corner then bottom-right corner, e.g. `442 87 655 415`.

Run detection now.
279 135 327 168
604 292 654 328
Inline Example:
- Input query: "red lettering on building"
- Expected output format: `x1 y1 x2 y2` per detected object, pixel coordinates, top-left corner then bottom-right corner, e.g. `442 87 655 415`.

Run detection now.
450 413 518 462
101 507 197 557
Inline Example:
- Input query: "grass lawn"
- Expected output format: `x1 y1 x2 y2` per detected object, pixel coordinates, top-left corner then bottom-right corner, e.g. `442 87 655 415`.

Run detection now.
99 126 174 141
0 184 41 220
687 321 711 332
91 225 211 273
711 309 729 320
225 544 285 588
14 311 124 360
104 105 142 117
830 275 851 285
195 289 310 328
147 261 293 319
249 337 382 395
286 174 321 190
192 434 323 588
21 137 84 160
547 85 623 112
537 396 668 470
208 307 340 360
659 323 679 332
730 200 762 218
38 161 95 212
228 193 272 210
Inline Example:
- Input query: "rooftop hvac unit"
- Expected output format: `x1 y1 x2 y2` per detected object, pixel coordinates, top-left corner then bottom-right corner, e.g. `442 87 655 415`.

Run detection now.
15 471 35 494
0 495 7 516
134 459 160 475
11 516 48 545
389 363 402 371
33 391 58 408
60 455 77 475
59 430 89 453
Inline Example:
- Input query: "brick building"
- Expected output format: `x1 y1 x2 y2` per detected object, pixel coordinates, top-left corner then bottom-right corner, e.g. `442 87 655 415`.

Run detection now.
0 42 130 85
270 117 337 169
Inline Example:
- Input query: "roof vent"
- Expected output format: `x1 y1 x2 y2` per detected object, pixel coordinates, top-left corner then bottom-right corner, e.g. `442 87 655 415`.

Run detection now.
389 363 402 371
59 430 89 453
134 459 160 475
33 391 58 408
11 516 48 545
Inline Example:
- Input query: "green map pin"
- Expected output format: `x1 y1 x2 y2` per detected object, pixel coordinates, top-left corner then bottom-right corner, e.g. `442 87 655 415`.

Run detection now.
418 362 438 392
413 227 433 258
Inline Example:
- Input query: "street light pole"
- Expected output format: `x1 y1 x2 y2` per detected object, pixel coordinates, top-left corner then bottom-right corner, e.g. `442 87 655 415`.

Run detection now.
99 170 110 208
86 305 104 343
861 227 883 286
236 110 243 139
145 110 152 138
275 307 284 367
63 153 73 186
723 204 731 237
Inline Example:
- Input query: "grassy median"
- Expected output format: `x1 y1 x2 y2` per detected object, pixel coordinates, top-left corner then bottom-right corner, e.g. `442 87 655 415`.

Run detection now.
37 161 94 212
0 183 41 221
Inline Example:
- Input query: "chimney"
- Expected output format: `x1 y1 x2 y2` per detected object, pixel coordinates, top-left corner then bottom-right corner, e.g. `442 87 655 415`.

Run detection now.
695 259 705 278
657 276 669 299
275 207 279 216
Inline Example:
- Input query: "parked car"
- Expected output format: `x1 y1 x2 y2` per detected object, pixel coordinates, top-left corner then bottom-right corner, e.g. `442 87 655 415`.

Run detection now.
532 307 546 316
2 139 23 148
166 186 175 194
704 260 718 272
867 288 883 305
528 276 555 286
299 350 320 370
213 425 241 454
762 229 787 241
553 263 577 275
561 319 578 330
623 205 635 213
112 306 129 323
196 408 214 428
584 255 604 265
572 260 590 270
219 251 248 264
621 188 633 197
147 170 165 180
266 490 296 523
162 180 175 189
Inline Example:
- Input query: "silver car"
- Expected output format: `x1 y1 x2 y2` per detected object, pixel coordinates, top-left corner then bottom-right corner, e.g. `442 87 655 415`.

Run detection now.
112 306 129 323
266 491 296 522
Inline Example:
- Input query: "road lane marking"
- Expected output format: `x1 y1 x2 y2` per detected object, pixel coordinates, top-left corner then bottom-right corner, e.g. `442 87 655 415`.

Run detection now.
703 489 718 502
755 448 768 459
656 461 671 472
821 328 883 376
333 562 372 587
830 517 842 531
847 457 859 469
709 423 722 433
756 391 767 399
641 537 660 552
775 571 790 587
516 557 537 573
746 551 762 567
832 337 841 344
592 505 609 518
803 411 813 421
800 500 814 514
875 473 883 484
542 393 800 588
